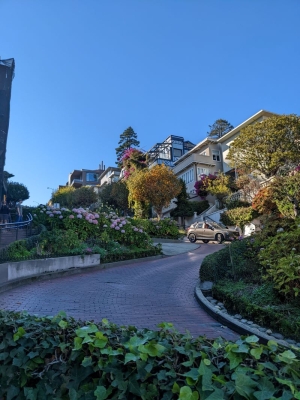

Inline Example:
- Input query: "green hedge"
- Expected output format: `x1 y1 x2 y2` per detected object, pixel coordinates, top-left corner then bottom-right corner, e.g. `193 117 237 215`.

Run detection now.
199 246 230 282
101 246 162 263
0 310 300 399
200 239 261 283
213 280 300 341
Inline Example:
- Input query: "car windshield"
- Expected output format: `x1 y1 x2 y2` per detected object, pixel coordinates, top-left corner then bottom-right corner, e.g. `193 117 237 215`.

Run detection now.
204 218 227 230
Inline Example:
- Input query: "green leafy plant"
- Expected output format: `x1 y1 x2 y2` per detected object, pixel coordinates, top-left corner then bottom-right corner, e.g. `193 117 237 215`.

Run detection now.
1 310 300 399
220 206 258 229
264 251 300 300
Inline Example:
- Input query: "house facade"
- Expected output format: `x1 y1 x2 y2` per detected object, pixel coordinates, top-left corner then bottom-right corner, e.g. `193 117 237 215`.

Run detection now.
67 162 106 188
162 110 278 218
98 167 121 187
147 135 195 169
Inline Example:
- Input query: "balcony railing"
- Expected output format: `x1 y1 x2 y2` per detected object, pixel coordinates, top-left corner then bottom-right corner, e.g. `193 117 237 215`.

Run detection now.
173 154 216 174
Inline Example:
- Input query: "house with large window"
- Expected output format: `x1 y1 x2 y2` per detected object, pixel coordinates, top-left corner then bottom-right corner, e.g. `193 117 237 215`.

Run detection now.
162 110 278 219
218 109 276 174
67 162 106 188
147 135 195 169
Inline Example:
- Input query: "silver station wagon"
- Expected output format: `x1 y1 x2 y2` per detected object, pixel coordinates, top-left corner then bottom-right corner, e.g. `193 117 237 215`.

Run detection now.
186 219 239 244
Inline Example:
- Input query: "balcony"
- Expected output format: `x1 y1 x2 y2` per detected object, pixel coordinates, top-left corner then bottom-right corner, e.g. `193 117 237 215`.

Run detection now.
70 179 83 188
173 154 216 175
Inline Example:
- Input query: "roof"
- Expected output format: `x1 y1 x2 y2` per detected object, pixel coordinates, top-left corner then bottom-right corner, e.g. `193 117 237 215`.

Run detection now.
217 109 278 143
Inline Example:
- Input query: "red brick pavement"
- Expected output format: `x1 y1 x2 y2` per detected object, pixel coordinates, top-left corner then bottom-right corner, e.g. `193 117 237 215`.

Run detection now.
0 244 239 341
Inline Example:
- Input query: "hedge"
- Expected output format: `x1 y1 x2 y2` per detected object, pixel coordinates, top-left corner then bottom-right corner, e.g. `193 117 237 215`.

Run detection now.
213 280 300 342
0 310 300 399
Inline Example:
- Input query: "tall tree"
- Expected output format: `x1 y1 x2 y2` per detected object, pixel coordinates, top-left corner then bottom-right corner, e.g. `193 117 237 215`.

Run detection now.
6 182 30 204
127 164 181 219
121 148 148 179
170 180 194 218
227 114 300 178
207 119 234 139
115 127 140 167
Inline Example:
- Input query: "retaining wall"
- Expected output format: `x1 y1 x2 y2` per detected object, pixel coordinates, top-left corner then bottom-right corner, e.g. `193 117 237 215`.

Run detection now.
0 254 100 282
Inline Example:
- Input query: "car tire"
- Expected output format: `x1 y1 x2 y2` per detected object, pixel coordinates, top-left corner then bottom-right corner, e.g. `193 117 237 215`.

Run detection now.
216 233 224 244
188 233 197 243
202 239 209 243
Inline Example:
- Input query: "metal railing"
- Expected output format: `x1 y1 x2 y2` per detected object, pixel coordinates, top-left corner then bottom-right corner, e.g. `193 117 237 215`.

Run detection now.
0 213 37 248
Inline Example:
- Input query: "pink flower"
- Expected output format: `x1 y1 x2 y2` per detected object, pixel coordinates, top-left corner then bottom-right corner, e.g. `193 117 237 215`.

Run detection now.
94 213 99 218
93 220 98 224
59 216 63 219
121 230 125 233
134 228 138 232
49 214 54 217
115 226 120 230
69 215 75 219
77 214 82 219
139 229 143 233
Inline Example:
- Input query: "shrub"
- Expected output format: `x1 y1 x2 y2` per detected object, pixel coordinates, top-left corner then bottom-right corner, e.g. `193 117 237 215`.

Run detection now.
220 206 258 229
136 218 180 239
213 280 300 340
199 246 230 282
225 199 250 210
259 224 300 260
200 239 261 283
189 200 210 215
1 310 300 399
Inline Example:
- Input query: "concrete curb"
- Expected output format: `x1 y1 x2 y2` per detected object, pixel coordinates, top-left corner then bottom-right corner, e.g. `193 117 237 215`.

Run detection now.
0 254 165 295
194 284 297 348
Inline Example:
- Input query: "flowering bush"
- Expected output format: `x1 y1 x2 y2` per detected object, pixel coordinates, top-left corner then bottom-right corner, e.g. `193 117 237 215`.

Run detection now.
194 174 217 198
32 205 153 249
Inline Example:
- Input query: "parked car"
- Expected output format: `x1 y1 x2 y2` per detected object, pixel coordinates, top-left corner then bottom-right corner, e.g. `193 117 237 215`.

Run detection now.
186 219 239 244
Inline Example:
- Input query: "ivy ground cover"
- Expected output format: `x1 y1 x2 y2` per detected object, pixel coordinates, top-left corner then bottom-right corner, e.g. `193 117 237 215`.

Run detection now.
1 310 300 399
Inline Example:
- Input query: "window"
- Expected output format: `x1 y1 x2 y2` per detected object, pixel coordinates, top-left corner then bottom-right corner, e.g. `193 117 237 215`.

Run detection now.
212 150 221 162
173 148 182 158
197 167 209 176
86 173 97 182
200 151 207 155
180 168 194 184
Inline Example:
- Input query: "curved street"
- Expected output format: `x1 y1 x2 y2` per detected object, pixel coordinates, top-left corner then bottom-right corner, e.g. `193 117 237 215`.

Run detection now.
0 243 239 341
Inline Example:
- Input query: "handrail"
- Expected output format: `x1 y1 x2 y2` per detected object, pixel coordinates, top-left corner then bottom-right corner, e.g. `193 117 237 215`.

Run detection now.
0 213 33 229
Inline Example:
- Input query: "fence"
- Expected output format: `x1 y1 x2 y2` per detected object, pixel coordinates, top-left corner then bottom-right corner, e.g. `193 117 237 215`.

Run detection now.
0 213 39 250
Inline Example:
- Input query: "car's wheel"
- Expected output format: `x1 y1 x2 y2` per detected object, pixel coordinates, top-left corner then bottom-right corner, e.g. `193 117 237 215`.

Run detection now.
202 239 209 244
216 233 224 244
188 233 197 243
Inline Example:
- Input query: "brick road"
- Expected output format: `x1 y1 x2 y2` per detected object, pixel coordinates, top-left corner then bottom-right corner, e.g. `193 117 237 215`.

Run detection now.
0 244 239 341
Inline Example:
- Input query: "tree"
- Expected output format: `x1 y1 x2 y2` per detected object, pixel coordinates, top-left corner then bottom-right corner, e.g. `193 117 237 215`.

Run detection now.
115 127 140 167
127 164 181 219
6 182 30 204
121 148 148 179
207 119 234 139
170 180 194 219
52 187 75 208
271 168 300 218
227 114 300 178
51 186 97 208
206 172 232 208
251 187 278 215
72 186 98 208
235 174 261 202
99 181 130 214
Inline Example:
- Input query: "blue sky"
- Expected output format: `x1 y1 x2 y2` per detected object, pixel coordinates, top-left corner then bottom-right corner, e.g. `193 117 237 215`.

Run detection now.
1 0 299 205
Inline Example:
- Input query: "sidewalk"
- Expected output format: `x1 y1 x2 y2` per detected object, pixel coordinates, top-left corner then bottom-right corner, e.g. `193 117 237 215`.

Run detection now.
152 238 200 256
